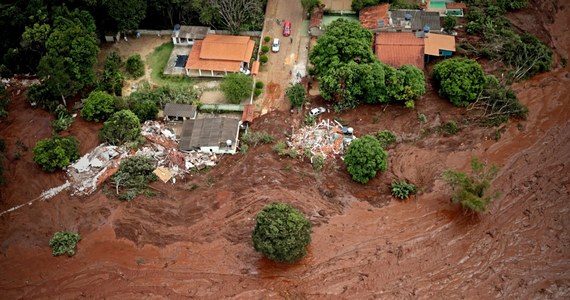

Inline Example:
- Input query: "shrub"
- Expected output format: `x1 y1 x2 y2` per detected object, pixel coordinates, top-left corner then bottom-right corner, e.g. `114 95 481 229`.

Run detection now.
255 81 264 89
261 45 269 53
33 136 80 172
344 135 388 184
111 156 158 201
220 73 253 104
99 52 124 96
130 100 158 122
81 91 116 122
432 58 487 107
391 180 417 200
312 155 325 171
126 54 145 78
252 202 312 263
375 130 397 148
260 55 268 64
52 108 74 133
241 131 274 146
442 157 501 213
273 141 298 158
49 231 81 257
304 114 317 126
443 15 457 33
442 120 459 135
254 88 262 97
99 110 142 145
0 82 9 120
286 83 306 108
264 36 271 43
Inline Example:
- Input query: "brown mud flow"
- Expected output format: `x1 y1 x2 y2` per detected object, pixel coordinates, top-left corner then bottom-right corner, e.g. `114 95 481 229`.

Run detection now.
1 0 569 298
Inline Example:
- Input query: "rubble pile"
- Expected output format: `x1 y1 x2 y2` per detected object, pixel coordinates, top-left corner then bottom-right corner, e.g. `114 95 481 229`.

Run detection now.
288 119 356 159
141 120 178 148
67 145 127 196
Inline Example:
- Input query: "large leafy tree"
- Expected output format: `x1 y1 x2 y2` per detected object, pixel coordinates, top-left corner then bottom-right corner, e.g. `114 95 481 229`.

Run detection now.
344 135 388 184
252 202 312 263
99 110 142 145
103 0 147 33
309 19 376 76
220 73 253 104
432 58 487 107
38 8 99 104
81 91 116 122
286 83 307 108
192 0 264 34
33 136 80 172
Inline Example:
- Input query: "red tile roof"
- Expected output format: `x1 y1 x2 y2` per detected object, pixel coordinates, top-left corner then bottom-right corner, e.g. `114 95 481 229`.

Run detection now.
242 104 255 123
359 4 390 30
185 35 255 72
375 32 425 69
446 2 467 9
310 8 324 28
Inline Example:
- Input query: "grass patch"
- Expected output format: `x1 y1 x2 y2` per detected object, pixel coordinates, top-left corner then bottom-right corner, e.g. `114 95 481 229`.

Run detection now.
148 42 193 88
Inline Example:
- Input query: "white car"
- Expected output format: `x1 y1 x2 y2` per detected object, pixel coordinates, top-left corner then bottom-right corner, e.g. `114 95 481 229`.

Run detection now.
309 107 326 117
271 38 280 52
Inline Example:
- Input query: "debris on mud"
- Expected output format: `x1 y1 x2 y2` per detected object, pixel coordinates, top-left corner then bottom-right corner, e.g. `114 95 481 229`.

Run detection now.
288 119 355 159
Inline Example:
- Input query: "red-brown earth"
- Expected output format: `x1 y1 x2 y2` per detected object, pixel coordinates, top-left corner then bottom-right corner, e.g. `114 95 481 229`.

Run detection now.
1 0 569 298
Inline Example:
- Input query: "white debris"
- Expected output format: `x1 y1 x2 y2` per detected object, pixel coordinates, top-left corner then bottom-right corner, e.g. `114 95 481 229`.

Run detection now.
40 181 71 200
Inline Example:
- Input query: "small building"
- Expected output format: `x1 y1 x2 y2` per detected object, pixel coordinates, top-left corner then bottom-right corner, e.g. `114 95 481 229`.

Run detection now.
359 4 390 30
179 118 241 154
172 25 209 46
163 103 197 121
375 32 425 69
185 34 255 77
309 7 325 36
241 104 255 125
424 33 456 58
388 10 441 32
445 2 467 17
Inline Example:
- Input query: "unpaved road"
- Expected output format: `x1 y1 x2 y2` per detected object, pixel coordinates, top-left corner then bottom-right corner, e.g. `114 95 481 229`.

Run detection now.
1 0 569 299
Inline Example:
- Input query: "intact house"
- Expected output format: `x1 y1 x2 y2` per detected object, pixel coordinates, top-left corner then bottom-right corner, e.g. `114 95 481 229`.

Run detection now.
374 31 456 69
444 2 467 17
163 103 197 122
359 4 441 32
172 25 209 46
184 34 255 77
179 118 241 154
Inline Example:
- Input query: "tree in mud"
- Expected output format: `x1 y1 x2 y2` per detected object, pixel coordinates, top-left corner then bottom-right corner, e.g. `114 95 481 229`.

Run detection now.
432 58 486 107
111 156 158 201
49 231 81 257
81 91 116 122
99 110 142 146
285 83 307 108
33 136 80 172
442 157 501 213
344 135 388 184
252 202 312 263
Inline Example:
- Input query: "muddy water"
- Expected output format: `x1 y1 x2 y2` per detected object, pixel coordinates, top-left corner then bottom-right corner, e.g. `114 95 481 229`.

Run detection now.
1 1 570 298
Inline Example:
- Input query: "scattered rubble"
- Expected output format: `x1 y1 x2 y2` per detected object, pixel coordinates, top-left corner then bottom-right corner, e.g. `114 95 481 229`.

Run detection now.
288 119 356 159
142 120 178 148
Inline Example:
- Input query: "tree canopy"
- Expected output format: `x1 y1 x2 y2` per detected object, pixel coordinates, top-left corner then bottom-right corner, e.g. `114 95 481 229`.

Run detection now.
104 0 147 32
220 73 253 104
33 136 80 172
285 83 307 108
344 135 388 184
252 202 312 263
432 58 486 107
81 91 116 122
99 110 142 145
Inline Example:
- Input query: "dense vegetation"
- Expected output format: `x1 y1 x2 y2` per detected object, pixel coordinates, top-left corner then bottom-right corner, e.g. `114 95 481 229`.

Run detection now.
0 83 8 120
126 54 145 79
309 19 426 110
49 231 81 257
286 83 307 108
99 110 142 145
344 135 388 184
81 91 116 122
252 202 312 263
33 136 80 172
443 157 501 213
391 180 417 200
220 73 253 104
111 156 158 201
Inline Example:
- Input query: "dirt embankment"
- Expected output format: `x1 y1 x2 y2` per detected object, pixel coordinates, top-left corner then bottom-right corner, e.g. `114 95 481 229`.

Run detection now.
0 0 569 298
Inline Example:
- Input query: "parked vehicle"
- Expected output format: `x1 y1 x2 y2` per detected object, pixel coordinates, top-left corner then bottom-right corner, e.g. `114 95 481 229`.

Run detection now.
309 107 326 117
283 21 291 37
271 38 280 52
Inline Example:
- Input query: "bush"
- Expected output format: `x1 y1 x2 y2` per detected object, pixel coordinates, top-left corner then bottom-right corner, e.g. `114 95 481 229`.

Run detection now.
304 114 317 126
273 141 298 158
286 83 306 108
220 73 253 104
375 130 397 148
99 52 124 96
130 100 158 122
111 156 158 201
252 202 312 263
52 108 74 133
432 58 487 107
126 54 145 78
312 155 325 171
49 231 81 257
344 135 388 184
254 88 262 97
261 45 269 53
260 55 268 64
81 91 116 122
255 81 264 89
0 83 9 120
99 110 142 145
442 157 501 213
264 36 271 43
33 136 80 172
241 131 274 146
441 120 459 135
443 15 457 33
391 180 417 200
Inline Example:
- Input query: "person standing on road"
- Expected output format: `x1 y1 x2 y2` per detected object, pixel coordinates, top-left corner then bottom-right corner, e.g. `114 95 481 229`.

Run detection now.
290 37 293 43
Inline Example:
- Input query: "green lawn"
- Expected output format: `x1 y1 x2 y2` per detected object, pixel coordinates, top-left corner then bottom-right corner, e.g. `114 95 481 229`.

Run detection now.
147 42 193 88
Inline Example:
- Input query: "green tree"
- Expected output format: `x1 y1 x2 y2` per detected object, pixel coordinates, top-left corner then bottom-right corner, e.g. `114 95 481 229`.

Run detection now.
104 0 147 32
33 136 80 172
81 91 116 122
99 52 124 96
443 15 457 33
0 82 8 120
344 135 388 184
252 202 312 263
374 130 396 148
442 157 501 213
99 110 142 145
301 0 321 14
503 33 552 80
309 19 375 76
112 156 157 201
286 83 307 108
398 65 426 107
49 231 81 257
126 54 145 78
351 0 382 11
131 100 158 122
220 73 253 104
432 58 486 107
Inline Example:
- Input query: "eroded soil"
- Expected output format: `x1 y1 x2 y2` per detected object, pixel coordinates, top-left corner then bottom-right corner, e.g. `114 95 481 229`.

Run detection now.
1 0 569 298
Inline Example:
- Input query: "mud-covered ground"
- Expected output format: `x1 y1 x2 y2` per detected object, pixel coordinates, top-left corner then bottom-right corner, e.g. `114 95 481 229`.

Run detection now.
1 1 569 299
